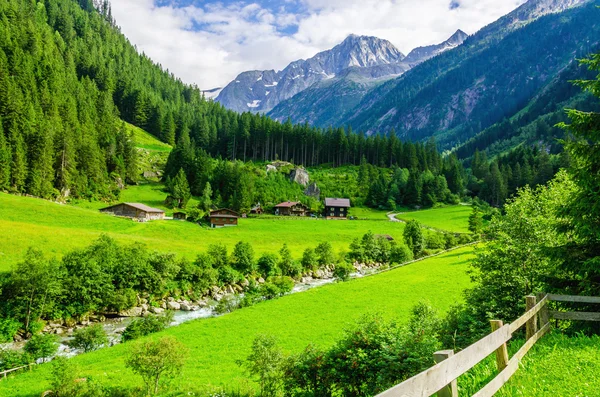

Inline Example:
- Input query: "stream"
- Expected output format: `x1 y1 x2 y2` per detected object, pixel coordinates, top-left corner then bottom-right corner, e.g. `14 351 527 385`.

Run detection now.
1 276 338 361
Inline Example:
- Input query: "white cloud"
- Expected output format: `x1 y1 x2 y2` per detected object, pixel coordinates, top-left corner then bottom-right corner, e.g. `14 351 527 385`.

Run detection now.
110 0 526 89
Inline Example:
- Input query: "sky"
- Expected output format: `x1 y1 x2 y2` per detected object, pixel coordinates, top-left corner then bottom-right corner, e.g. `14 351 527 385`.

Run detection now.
111 0 527 90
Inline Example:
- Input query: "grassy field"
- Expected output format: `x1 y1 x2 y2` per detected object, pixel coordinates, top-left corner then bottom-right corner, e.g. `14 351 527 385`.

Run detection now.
125 122 172 153
458 332 600 396
395 205 472 233
0 246 474 396
0 192 408 271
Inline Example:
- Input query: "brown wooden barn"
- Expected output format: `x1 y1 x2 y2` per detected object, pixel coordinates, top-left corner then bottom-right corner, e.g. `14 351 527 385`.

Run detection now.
209 209 240 228
324 198 351 219
100 203 165 221
274 201 309 216
173 211 187 220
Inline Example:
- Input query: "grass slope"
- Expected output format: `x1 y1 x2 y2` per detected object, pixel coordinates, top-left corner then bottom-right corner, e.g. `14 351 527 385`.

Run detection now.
396 205 472 233
125 122 172 153
0 193 407 271
459 332 600 396
0 246 474 396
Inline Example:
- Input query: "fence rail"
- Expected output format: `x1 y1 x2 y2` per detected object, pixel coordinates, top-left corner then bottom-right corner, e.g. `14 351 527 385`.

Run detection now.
0 364 31 379
376 293 600 397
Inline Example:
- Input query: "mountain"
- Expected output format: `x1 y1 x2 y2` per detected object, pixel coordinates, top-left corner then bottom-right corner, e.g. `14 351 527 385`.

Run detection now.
215 35 406 114
343 0 596 150
403 29 468 65
266 30 469 126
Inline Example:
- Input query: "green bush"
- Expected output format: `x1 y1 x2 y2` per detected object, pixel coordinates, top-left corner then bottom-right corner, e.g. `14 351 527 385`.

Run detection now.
261 277 294 299
218 266 243 285
121 312 174 342
425 232 446 250
390 243 413 264
0 348 30 371
0 318 21 343
333 262 354 281
257 253 281 278
69 324 108 353
24 333 58 362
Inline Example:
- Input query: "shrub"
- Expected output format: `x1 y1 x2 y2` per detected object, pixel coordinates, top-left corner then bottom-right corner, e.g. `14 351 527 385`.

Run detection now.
390 243 413 264
333 262 354 281
125 336 188 396
121 312 174 342
214 295 240 315
279 244 302 278
315 242 335 267
257 253 281 278
261 277 294 299
0 318 21 343
300 248 319 272
231 241 255 274
425 232 446 250
0 348 30 371
241 335 285 397
403 220 425 257
218 266 243 285
444 233 458 249
69 324 108 353
24 333 58 362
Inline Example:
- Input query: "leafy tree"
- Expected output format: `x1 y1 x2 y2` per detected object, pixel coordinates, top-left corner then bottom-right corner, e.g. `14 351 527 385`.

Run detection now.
125 336 188 396
122 312 174 342
468 207 484 235
315 242 335 267
24 333 58 362
9 248 61 332
231 241 255 275
333 262 354 281
167 168 191 208
403 220 425 258
278 244 301 278
241 334 285 397
69 324 108 353
300 248 319 272
555 53 600 297
257 253 281 278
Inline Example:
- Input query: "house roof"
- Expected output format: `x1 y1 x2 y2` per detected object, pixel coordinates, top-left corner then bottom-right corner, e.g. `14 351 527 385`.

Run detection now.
210 208 241 217
100 202 165 213
275 201 300 208
210 214 239 219
325 198 351 208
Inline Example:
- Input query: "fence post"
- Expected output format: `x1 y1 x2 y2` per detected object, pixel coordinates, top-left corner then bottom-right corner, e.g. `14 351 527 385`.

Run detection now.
526 295 537 340
490 320 509 371
433 350 458 397
536 293 549 328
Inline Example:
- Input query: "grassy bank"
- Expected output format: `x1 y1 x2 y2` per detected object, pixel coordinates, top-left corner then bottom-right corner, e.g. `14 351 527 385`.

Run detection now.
0 246 474 396
395 205 472 233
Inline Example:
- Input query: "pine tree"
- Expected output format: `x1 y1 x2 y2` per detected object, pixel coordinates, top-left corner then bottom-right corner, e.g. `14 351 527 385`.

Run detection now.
168 168 191 208
198 182 213 212
8 119 27 192
0 117 10 190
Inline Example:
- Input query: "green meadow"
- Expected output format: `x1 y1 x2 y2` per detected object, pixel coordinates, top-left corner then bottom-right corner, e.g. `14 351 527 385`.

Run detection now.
0 246 474 396
395 205 472 233
0 192 407 272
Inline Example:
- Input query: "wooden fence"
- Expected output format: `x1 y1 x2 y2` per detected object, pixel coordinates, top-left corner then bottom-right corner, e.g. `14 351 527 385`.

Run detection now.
0 364 32 380
376 293 600 397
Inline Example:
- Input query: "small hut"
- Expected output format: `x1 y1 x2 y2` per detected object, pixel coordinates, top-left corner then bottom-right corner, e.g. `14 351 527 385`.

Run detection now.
100 203 165 221
274 201 309 216
250 204 264 215
209 209 240 228
375 234 395 241
173 211 187 221
324 198 351 219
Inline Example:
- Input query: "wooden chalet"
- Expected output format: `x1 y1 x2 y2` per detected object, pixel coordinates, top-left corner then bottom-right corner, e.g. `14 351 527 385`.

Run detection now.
173 211 187 220
100 203 165 221
250 204 264 215
324 198 351 219
274 201 309 216
209 209 240 228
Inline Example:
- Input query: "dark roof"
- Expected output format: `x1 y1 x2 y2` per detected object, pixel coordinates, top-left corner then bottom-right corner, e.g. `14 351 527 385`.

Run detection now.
210 214 239 219
375 234 395 241
275 201 300 208
325 198 351 208
210 209 241 217
100 202 165 213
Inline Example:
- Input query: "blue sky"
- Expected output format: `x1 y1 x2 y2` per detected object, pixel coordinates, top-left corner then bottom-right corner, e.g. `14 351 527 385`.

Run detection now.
111 0 526 89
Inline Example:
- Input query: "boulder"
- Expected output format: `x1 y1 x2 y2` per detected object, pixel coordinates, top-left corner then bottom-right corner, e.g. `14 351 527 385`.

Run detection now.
304 182 321 199
55 328 64 335
119 307 144 317
141 304 149 312
258 277 265 284
266 164 277 173
241 279 250 288
289 168 310 186
196 300 208 307
150 307 165 314
167 301 181 311
180 302 193 311
160 301 167 309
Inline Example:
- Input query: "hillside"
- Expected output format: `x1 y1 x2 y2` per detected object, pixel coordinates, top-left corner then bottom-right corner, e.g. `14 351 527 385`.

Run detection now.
0 246 474 396
0 192 419 271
